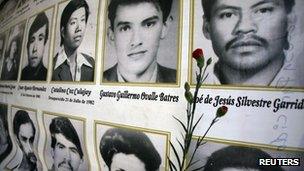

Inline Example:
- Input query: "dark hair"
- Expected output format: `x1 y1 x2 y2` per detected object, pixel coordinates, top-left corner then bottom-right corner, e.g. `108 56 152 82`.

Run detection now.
60 0 90 45
49 116 83 159
0 104 8 133
6 36 20 59
27 11 49 51
99 128 161 171
13 110 36 140
201 0 295 21
0 33 5 48
203 146 284 171
108 0 173 31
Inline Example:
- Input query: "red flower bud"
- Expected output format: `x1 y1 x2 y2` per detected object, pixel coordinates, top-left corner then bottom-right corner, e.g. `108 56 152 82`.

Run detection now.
192 48 204 60
216 106 228 117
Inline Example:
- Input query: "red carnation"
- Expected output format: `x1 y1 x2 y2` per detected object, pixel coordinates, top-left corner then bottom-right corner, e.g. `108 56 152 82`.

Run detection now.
192 48 204 60
216 106 228 117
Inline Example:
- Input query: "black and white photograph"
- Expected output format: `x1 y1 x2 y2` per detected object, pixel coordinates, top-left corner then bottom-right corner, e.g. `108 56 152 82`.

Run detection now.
102 0 180 84
6 107 42 171
51 0 99 82
190 0 304 89
0 31 7 78
189 139 304 171
20 7 54 81
0 21 26 81
95 122 169 171
0 104 13 168
17 0 31 9
0 0 18 23
43 113 89 171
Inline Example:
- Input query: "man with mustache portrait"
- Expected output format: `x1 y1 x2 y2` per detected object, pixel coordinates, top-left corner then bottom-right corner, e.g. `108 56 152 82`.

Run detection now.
21 11 49 81
49 116 84 171
200 0 295 86
52 0 95 81
12 110 39 171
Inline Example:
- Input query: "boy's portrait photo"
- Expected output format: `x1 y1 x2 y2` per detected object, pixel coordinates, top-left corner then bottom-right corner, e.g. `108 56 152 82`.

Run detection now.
102 0 181 84
190 0 304 89
20 8 54 81
96 122 169 171
52 0 99 82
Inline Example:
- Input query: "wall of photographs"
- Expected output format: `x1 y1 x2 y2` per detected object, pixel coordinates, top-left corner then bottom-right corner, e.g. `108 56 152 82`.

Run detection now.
0 0 303 170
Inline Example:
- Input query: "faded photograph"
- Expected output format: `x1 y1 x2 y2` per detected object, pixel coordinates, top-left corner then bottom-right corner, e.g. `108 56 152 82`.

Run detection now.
52 0 98 82
189 139 304 171
43 114 89 171
0 32 7 77
191 0 304 88
1 21 26 81
0 0 18 22
96 124 168 171
17 0 30 9
7 109 42 171
0 32 7 61
102 0 179 84
0 104 12 166
21 9 53 81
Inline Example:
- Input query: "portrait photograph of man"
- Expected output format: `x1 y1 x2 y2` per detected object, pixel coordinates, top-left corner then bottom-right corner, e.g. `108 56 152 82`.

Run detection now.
52 0 99 82
20 8 54 81
43 113 89 171
1 21 26 81
96 123 169 171
7 108 42 171
188 139 304 171
190 0 304 88
102 0 180 84
0 32 7 77
0 33 6 60
0 104 13 168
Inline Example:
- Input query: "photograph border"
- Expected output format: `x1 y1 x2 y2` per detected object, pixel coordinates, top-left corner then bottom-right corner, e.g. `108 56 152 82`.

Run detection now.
0 19 27 83
50 0 101 85
189 136 304 170
188 1 304 92
100 0 183 88
0 103 14 169
192 136 304 154
41 111 90 171
18 5 55 83
9 105 42 170
94 120 171 171
0 29 9 79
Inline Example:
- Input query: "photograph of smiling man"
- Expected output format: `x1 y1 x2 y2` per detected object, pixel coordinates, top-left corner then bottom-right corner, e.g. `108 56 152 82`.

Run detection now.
103 0 179 84
21 9 53 81
191 0 304 88
52 0 98 82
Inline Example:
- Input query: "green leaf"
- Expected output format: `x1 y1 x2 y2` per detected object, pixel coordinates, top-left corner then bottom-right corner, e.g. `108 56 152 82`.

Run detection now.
184 91 194 104
196 56 205 68
168 157 178 171
176 138 185 152
184 82 190 92
207 57 212 65
173 116 187 132
170 141 182 168
191 113 204 133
